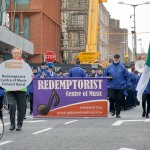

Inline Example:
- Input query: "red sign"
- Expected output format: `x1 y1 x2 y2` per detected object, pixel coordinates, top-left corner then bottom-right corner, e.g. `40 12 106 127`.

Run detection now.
44 51 56 62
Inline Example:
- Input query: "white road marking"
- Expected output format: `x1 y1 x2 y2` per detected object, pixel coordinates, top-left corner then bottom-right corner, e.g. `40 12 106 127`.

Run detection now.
0 122 10 127
3 117 8 119
32 128 53 135
119 148 135 150
112 119 149 126
0 120 47 127
26 116 33 118
144 119 150 122
0 141 13 146
112 120 124 126
64 120 78 125
24 120 48 123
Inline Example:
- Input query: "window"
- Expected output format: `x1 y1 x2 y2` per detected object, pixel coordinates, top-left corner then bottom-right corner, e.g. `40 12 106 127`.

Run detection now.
14 18 20 35
16 0 29 4
15 0 29 10
24 18 29 39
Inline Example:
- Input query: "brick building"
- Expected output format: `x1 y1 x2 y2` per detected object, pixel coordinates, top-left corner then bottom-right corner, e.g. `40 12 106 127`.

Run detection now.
7 0 61 64
109 18 129 63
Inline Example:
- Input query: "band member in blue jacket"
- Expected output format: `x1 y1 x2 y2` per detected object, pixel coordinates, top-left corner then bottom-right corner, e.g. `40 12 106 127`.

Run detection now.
38 62 51 78
68 59 86 77
103 54 133 118
27 66 40 115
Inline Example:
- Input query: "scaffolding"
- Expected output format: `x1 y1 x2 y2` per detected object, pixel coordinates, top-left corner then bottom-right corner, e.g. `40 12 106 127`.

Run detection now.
61 0 88 63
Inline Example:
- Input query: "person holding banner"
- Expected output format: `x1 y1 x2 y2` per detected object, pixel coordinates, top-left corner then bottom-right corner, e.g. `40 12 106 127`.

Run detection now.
6 48 28 131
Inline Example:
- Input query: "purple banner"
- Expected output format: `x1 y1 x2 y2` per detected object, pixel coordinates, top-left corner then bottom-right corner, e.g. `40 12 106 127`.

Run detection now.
33 78 108 117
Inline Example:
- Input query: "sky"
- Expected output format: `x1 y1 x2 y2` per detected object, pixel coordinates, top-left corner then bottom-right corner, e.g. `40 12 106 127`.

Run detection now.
104 0 150 53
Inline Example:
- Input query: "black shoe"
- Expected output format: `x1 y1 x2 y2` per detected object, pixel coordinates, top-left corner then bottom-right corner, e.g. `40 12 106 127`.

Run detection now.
146 114 149 118
0 111 3 119
142 112 146 117
16 126 22 131
111 111 115 116
29 111 33 115
9 126 15 130
116 115 121 118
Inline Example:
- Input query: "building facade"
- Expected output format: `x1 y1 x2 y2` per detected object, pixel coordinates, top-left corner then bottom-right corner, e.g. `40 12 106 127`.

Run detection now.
61 0 88 64
7 0 61 64
0 0 33 63
98 3 109 62
109 18 129 63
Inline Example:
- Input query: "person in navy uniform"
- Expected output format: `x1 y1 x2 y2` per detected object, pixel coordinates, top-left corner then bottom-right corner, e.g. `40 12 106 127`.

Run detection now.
38 62 51 78
68 59 86 77
90 68 97 77
104 54 133 118
27 66 40 115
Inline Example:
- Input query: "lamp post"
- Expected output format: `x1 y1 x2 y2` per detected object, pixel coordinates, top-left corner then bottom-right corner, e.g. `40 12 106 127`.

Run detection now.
118 1 150 62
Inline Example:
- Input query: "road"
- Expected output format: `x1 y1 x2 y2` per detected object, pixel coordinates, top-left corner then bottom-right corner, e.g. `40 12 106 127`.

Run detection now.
0 106 149 150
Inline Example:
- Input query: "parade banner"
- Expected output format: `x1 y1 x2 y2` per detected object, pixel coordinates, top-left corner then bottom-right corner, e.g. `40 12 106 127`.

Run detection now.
0 59 33 90
33 78 108 117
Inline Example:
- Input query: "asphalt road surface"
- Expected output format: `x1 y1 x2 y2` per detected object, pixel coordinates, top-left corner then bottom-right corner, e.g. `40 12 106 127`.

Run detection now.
0 106 149 150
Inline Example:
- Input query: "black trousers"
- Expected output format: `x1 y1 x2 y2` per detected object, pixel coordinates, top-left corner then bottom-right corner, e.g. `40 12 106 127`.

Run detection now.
126 89 133 109
142 94 150 115
0 96 3 110
108 89 124 116
29 93 33 112
7 91 26 127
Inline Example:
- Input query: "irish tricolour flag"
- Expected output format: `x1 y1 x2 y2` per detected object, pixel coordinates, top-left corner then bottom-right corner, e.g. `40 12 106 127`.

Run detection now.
136 44 150 101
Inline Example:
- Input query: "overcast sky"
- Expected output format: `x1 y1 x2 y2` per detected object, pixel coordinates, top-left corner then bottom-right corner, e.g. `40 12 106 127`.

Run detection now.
104 0 150 53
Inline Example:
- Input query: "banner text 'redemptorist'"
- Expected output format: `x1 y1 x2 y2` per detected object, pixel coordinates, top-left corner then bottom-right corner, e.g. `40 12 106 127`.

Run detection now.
38 79 103 90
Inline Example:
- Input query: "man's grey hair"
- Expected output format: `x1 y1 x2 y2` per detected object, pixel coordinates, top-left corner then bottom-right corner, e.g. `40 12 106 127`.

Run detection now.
11 47 22 55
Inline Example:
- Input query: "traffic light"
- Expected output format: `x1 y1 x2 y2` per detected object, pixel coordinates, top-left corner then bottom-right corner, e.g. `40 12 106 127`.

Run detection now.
125 54 129 63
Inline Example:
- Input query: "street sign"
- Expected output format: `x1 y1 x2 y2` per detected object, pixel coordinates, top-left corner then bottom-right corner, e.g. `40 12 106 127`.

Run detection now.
44 51 56 62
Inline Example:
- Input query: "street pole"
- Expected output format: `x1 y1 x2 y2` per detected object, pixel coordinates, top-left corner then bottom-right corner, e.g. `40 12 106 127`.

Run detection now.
133 6 137 61
118 1 150 62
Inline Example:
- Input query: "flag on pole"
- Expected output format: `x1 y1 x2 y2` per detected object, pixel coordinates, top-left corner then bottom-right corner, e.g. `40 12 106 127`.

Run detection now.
136 44 150 101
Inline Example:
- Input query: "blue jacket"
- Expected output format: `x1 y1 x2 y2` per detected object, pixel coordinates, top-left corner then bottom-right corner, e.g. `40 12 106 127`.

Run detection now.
144 80 150 94
38 69 51 78
48 71 57 78
0 87 5 96
126 73 139 92
27 73 40 94
103 62 131 89
68 65 86 77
